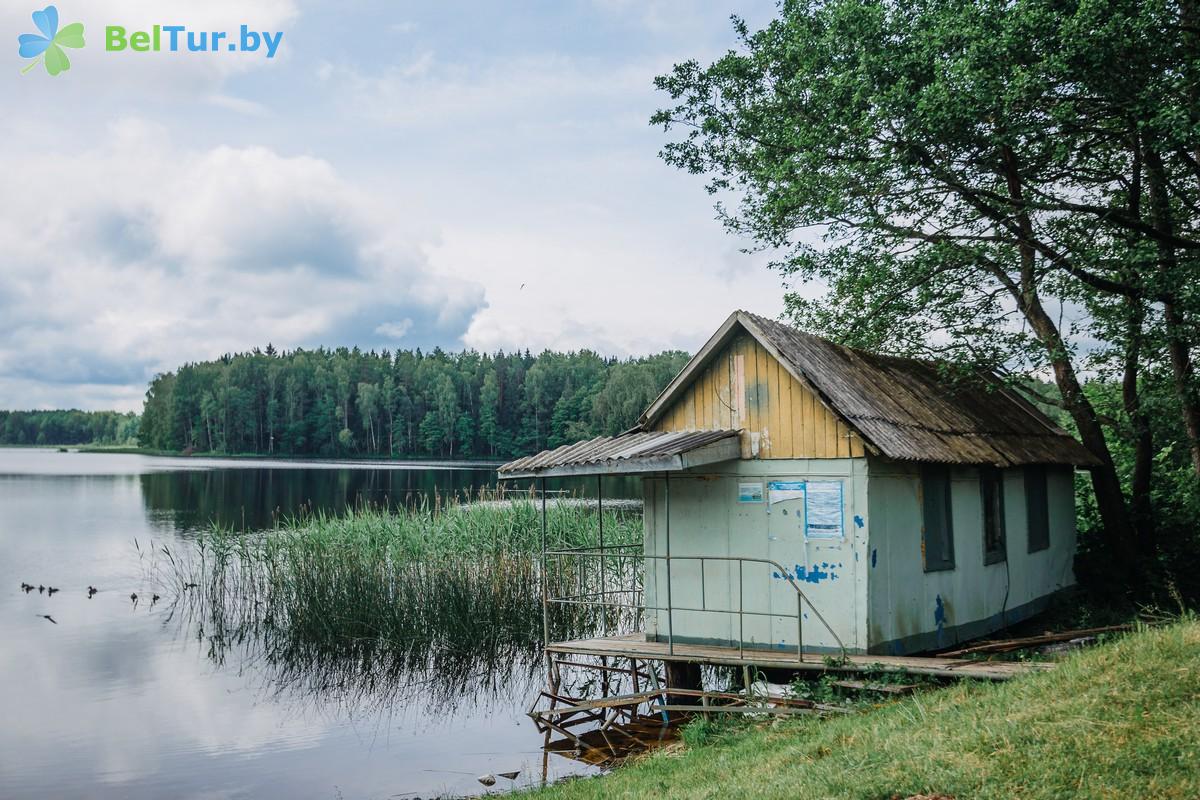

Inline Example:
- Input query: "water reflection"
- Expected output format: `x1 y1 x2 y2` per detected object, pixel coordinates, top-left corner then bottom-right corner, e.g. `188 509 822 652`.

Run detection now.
138 466 640 532
0 448 641 799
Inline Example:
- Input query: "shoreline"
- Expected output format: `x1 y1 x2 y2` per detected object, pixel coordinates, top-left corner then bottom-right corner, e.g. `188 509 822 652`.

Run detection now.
59 445 506 469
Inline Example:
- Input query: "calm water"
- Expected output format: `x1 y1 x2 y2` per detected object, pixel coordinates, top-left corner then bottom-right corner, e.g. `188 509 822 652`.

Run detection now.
0 448 631 799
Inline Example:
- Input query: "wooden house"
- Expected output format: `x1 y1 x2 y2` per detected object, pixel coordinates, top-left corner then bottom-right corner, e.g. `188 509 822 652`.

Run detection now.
500 311 1097 656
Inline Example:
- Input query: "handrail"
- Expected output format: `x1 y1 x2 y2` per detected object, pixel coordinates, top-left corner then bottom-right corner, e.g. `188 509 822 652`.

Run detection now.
546 550 848 661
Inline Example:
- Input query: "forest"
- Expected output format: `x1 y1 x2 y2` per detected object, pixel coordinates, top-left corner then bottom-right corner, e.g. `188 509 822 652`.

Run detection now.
136 346 690 460
0 410 139 447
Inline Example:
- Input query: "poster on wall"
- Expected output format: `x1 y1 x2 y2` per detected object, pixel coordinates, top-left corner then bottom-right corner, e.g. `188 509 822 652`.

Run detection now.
804 480 844 538
737 482 764 503
767 481 806 505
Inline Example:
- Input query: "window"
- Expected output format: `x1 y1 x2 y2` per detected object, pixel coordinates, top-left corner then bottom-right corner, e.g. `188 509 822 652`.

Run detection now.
1025 465 1050 553
921 464 955 572
980 467 1007 564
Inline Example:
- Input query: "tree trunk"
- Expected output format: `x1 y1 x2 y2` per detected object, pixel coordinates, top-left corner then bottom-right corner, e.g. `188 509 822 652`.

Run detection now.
1122 296 1155 554
999 145 1135 562
1164 301 1200 477
1025 295 1135 564
1144 147 1200 479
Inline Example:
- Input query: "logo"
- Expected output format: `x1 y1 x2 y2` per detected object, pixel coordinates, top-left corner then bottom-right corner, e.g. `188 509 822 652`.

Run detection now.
17 5 84 76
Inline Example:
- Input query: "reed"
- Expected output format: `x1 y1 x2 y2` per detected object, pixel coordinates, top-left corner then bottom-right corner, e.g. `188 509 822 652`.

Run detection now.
157 490 643 712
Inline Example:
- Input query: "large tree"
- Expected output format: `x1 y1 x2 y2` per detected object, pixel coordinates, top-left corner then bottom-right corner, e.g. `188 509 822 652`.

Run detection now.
653 0 1200 563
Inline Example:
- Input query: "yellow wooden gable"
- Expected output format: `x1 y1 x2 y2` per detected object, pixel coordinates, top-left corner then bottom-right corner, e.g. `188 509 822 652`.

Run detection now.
648 330 866 460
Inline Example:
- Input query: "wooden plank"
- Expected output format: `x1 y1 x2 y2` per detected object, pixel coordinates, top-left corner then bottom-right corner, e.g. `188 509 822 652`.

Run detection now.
937 624 1131 657
775 355 792 458
545 634 1053 681
832 680 918 695
715 343 732 430
803 379 818 456
650 703 821 716
744 337 760 449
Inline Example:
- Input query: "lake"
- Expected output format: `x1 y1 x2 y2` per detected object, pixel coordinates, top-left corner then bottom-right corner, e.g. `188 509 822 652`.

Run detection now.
0 447 636 799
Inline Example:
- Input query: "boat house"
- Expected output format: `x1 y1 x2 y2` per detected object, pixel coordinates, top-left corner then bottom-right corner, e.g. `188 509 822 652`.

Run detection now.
500 310 1097 657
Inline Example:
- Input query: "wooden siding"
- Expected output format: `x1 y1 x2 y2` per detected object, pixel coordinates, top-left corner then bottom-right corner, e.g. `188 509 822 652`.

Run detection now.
651 333 866 459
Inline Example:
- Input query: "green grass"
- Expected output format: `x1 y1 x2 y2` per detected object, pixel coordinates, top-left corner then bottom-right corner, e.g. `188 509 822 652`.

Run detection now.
527 619 1200 799
152 494 643 711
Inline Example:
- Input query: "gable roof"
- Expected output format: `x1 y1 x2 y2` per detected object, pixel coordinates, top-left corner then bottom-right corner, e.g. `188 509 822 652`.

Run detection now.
639 311 1098 468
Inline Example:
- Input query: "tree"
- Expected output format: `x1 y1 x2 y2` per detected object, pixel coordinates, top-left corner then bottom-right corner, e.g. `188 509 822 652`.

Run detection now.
652 0 1200 567
356 381 380 453
479 370 501 456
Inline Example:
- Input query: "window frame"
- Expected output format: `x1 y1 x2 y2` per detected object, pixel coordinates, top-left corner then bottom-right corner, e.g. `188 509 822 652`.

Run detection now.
1025 464 1050 553
980 466 1007 565
920 463 955 573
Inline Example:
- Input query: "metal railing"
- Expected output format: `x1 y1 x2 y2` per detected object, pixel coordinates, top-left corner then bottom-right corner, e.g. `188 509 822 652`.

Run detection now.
545 547 847 661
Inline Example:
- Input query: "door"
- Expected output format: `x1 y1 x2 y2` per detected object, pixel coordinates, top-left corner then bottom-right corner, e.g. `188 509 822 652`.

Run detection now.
766 479 855 652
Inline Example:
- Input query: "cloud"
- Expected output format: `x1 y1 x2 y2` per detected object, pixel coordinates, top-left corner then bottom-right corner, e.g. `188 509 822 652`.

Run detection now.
321 52 659 131
0 119 486 410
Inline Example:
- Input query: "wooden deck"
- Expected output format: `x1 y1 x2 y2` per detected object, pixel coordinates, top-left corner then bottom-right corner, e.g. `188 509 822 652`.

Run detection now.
547 633 1053 681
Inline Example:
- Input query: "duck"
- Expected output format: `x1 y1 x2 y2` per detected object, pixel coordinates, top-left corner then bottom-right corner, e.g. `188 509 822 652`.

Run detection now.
129 592 138 603
151 594 161 604
87 586 98 597
38 585 45 594
47 587 59 596
20 582 33 592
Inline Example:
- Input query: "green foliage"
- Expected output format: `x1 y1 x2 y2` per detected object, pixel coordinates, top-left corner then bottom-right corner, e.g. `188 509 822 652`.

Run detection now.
679 714 750 748
138 346 690 459
0 409 139 446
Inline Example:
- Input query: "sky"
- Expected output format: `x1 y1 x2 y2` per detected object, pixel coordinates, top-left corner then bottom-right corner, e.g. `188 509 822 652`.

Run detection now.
0 0 793 412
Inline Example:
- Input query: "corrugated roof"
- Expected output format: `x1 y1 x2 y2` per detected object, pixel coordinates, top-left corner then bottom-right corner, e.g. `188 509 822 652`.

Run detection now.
499 429 739 477
729 312 1097 467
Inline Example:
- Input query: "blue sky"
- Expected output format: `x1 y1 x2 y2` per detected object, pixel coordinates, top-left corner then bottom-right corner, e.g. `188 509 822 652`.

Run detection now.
0 0 791 411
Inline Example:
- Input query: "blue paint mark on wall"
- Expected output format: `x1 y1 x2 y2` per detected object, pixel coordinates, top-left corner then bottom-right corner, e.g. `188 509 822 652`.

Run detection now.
934 594 947 648
773 562 843 584
854 515 864 528
871 548 877 568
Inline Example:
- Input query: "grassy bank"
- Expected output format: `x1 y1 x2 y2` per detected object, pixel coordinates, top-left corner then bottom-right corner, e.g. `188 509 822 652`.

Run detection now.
529 619 1200 799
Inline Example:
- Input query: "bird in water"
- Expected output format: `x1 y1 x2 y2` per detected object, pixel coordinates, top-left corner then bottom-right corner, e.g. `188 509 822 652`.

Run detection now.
20 582 33 593
41 615 56 624
87 586 98 598
47 587 59 596
38 585 45 594
151 594 161 604
129 592 138 605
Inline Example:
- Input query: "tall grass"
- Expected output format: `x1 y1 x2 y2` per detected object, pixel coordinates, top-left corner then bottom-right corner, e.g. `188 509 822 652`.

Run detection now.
156 490 643 713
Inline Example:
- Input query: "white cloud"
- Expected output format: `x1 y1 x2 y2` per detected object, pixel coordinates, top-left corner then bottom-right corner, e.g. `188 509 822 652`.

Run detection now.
323 53 659 130
375 318 414 340
0 119 486 410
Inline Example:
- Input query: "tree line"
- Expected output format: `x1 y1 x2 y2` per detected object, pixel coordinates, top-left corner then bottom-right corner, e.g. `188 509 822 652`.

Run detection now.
653 0 1200 593
0 410 139 446
137 346 690 460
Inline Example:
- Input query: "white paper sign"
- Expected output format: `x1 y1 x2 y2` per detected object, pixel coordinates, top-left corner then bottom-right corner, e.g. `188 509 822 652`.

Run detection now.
805 480 844 539
767 481 806 505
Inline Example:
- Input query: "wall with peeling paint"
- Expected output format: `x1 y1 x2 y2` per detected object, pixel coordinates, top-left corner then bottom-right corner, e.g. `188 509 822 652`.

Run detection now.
640 456 1074 657
643 458 869 653
865 460 1076 655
